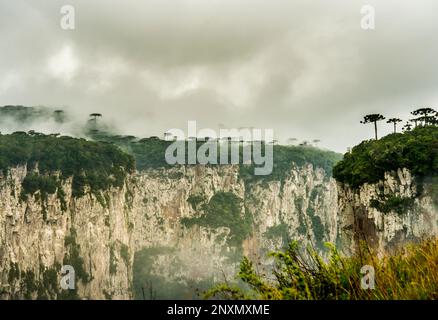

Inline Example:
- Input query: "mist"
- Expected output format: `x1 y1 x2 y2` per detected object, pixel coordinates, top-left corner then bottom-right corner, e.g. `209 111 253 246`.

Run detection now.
1 0 438 152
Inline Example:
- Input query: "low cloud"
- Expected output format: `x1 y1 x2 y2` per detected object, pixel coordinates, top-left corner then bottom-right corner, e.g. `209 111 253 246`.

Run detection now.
1 0 438 152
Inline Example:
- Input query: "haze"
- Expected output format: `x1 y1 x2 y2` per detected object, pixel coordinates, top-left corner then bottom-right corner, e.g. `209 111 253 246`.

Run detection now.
1 0 438 152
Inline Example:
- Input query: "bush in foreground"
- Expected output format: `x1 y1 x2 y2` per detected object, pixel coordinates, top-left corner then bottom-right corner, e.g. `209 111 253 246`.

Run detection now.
205 239 438 300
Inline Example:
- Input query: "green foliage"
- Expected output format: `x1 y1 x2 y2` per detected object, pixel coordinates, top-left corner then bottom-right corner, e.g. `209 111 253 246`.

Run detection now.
103 290 113 300
311 215 324 245
22 270 37 299
6 263 67 300
120 243 130 267
370 196 415 215
310 186 322 202
132 138 175 170
41 267 60 297
206 239 438 300
297 214 307 236
21 174 57 195
239 145 342 185
88 132 342 180
334 126 438 188
20 174 61 219
0 105 55 124
187 194 206 210
264 223 290 246
109 244 117 275
63 228 90 284
89 134 173 171
0 132 135 199
181 192 252 248
8 263 20 283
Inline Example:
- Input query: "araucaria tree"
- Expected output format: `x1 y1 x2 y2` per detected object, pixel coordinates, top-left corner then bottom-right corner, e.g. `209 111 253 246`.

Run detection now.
386 118 402 133
411 108 436 125
361 114 385 140
90 113 102 122
430 112 438 125
88 113 103 131
402 122 413 132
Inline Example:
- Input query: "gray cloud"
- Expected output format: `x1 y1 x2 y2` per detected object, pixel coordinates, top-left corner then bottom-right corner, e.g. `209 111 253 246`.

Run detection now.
1 0 438 152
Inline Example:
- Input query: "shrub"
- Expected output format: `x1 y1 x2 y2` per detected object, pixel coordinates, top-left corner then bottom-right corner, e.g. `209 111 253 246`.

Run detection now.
205 239 438 300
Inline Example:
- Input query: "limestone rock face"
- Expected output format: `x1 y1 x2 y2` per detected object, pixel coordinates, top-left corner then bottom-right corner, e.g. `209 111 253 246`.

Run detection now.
337 168 438 254
0 166 134 299
0 164 436 299
0 164 338 299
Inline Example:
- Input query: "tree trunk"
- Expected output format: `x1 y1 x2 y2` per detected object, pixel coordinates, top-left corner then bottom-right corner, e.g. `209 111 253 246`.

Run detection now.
394 122 396 134
374 121 378 140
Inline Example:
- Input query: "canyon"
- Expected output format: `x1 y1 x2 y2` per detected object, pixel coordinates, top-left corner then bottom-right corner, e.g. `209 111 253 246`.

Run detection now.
0 162 436 299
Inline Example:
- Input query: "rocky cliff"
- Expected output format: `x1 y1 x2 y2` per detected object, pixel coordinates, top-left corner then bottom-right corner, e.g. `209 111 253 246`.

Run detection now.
0 165 135 299
1 161 436 299
0 163 338 299
337 168 438 254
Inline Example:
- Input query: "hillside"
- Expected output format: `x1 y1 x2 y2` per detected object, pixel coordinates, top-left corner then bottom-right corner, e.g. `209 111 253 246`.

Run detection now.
333 126 438 188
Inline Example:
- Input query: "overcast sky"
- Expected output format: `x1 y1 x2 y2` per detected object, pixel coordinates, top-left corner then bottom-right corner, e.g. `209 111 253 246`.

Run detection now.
1 0 438 152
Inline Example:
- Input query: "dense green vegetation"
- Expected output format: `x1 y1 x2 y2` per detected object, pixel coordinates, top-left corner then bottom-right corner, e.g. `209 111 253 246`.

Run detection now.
88 132 172 170
124 137 174 170
0 132 135 201
88 131 342 179
370 196 415 215
63 228 91 285
182 192 252 248
5 262 65 300
187 194 206 210
264 223 290 245
206 239 438 300
239 145 342 185
333 126 438 188
0 105 53 123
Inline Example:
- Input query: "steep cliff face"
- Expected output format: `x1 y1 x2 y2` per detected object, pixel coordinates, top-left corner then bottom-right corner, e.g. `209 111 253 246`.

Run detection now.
0 166 135 300
0 163 338 299
337 168 438 254
130 164 338 299
2 161 435 299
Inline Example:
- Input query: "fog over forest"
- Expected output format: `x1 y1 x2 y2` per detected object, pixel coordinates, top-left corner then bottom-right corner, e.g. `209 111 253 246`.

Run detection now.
1 1 438 152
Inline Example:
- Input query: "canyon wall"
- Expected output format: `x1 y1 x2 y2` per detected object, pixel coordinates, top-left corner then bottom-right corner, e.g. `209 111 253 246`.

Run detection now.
1 164 436 299
0 163 338 299
337 168 438 254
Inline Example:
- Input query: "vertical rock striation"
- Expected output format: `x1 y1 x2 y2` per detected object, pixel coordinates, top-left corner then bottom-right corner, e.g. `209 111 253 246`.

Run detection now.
337 168 438 254
0 163 338 299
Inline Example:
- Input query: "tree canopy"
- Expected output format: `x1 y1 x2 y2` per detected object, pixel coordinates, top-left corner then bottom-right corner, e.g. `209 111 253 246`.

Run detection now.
360 114 386 140
333 126 438 188
0 132 135 197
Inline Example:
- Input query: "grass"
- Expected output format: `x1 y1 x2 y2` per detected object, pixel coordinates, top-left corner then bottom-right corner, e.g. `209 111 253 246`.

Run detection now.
205 239 438 300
